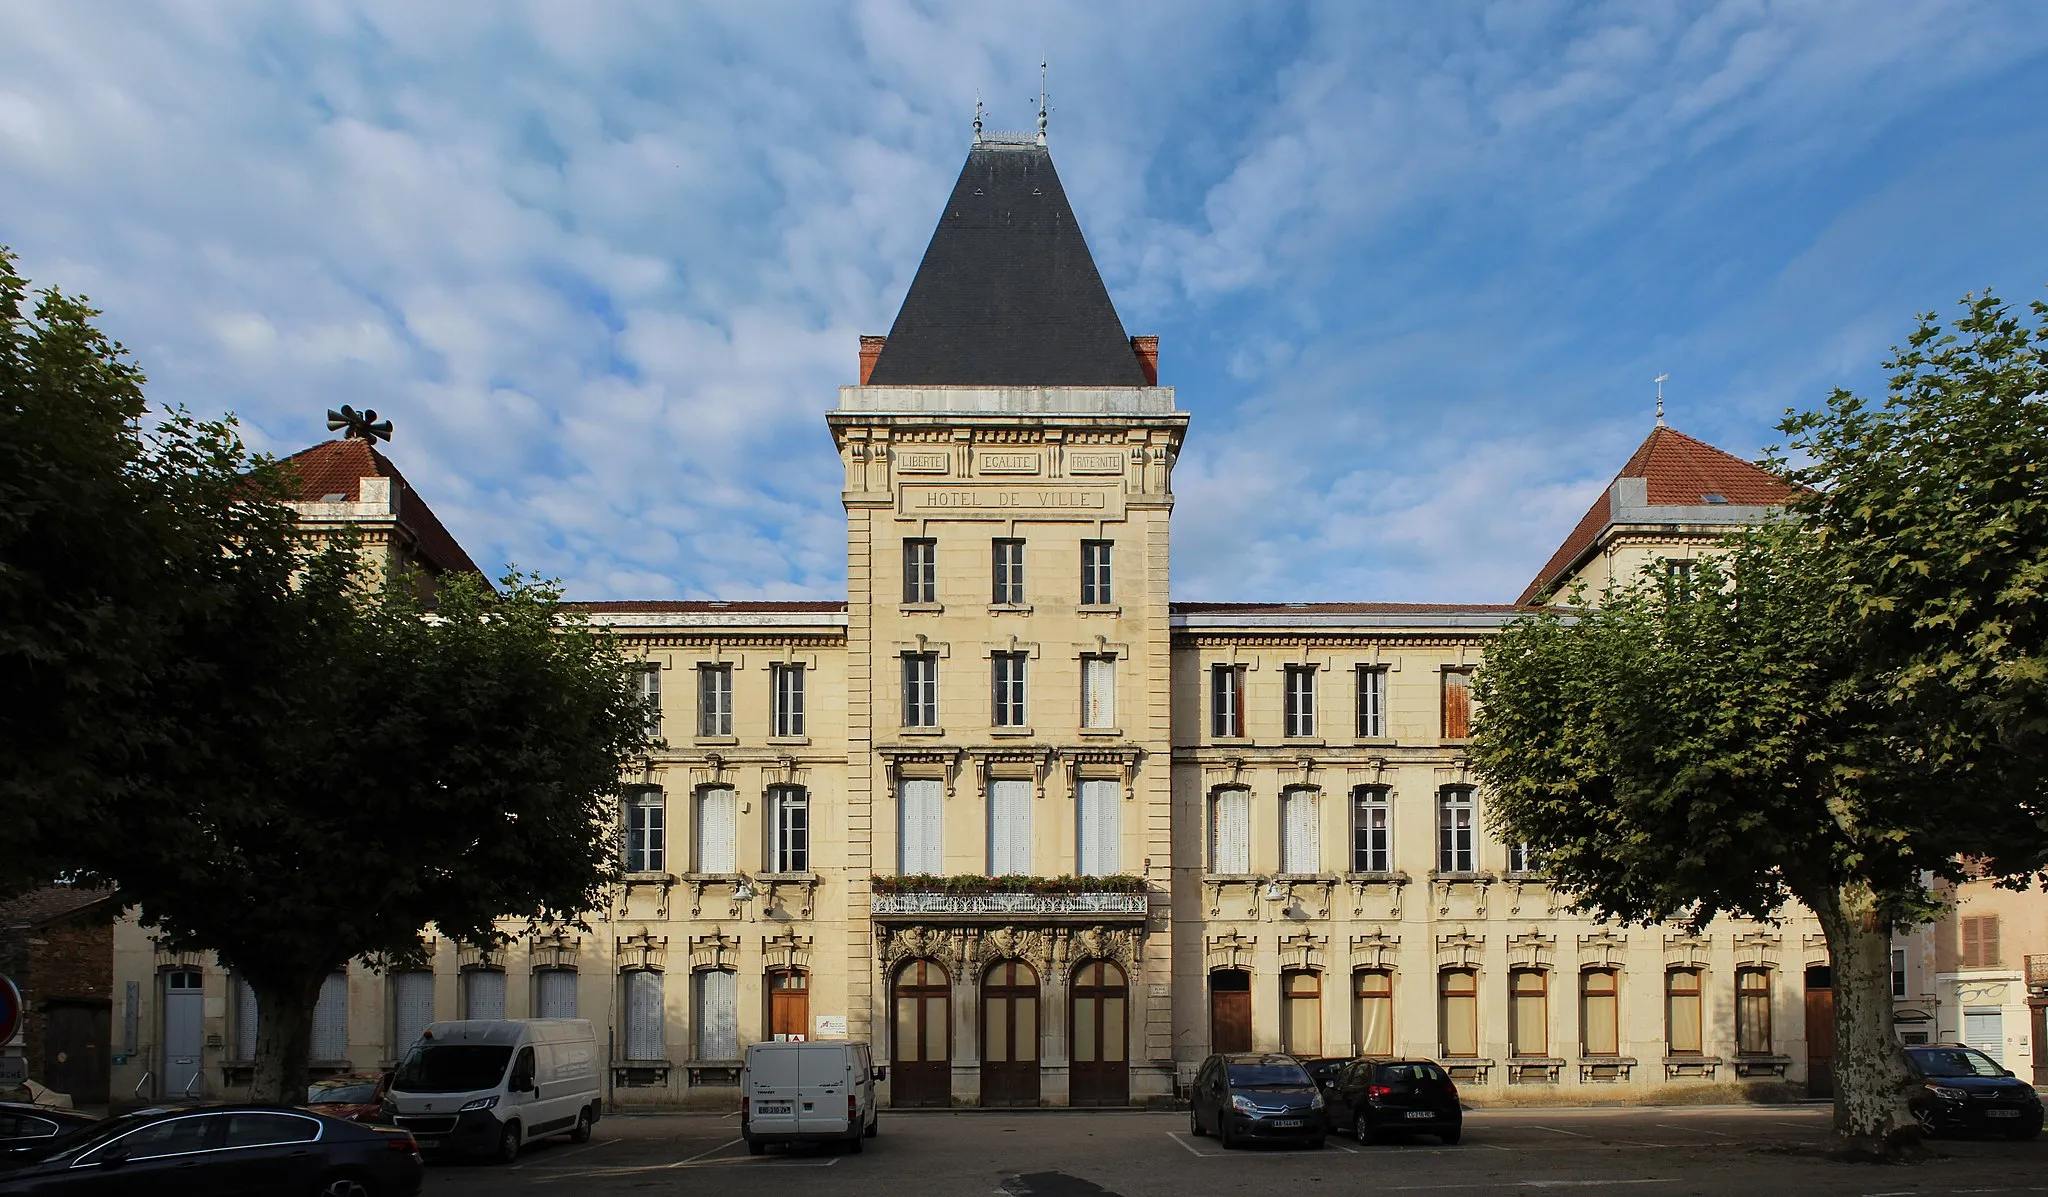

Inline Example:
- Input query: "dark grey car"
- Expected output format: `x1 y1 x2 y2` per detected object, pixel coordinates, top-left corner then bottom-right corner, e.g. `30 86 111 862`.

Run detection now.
0 1105 423 1196
1187 1053 1326 1149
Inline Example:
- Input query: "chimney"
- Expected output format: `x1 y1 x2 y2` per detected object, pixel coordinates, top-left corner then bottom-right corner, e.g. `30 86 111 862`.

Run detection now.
859 335 887 385
1130 335 1158 385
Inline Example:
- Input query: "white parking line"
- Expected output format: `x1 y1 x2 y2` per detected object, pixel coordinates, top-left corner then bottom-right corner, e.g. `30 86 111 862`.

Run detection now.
1533 1125 1592 1137
1655 1123 1732 1137
1165 1131 1205 1157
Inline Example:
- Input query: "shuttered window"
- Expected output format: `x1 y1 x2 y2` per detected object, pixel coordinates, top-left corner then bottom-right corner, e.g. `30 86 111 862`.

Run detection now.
988 779 1034 876
1081 656 1116 729
695 786 737 874
698 665 733 736
1280 788 1319 874
696 969 739 1060
1210 665 1245 738
391 972 435 1057
1077 779 1121 876
1354 970 1393 1057
623 970 664 1061
462 969 506 1021
624 788 666 873
1352 786 1390 873
903 653 939 727
1284 666 1316 737
235 978 260 1061
1442 669 1473 739
770 786 808 873
1439 969 1478 1058
1581 969 1619 1057
1438 787 1476 873
1965 1007 2005 1064
311 972 348 1061
898 779 944 874
903 539 937 603
771 665 805 737
1356 666 1387 737
637 665 662 737
1735 968 1772 1055
1209 788 1250 874
992 653 1028 727
536 969 578 1020
1666 969 1702 1055
1080 540 1113 605
1509 969 1548 1058
1961 915 2001 969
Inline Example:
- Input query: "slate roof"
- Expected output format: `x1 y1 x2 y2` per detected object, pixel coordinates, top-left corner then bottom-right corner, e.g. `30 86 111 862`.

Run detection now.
865 140 1149 387
562 601 849 614
1515 425 1797 605
1171 602 1529 616
277 439 484 579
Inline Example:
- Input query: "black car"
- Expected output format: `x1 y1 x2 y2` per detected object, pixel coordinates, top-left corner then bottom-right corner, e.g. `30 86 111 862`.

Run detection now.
0 1107 99 1159
1905 1044 2043 1140
1317 1058 1462 1144
1188 1053 1326 1149
0 1104 424 1196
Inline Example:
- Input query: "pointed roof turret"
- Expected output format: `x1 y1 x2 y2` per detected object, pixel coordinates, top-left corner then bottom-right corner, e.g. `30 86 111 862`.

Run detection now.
865 139 1149 387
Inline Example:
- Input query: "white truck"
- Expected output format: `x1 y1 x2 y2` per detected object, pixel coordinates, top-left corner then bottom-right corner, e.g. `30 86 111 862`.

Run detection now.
386 1019 601 1163
741 1040 883 1154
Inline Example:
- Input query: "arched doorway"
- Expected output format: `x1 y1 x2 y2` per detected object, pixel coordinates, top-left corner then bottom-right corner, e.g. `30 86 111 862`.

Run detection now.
1070 960 1129 1106
768 969 809 1041
891 960 951 1107
1210 969 1252 1053
981 960 1041 1107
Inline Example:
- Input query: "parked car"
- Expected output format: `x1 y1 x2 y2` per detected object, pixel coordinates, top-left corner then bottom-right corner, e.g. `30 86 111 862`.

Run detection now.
385 1019 602 1163
1292 1057 1347 1089
0 1104 423 1196
1905 1044 2043 1140
1187 1053 1326 1149
305 1074 391 1124
1316 1058 1462 1144
0 1106 98 1158
740 1041 883 1154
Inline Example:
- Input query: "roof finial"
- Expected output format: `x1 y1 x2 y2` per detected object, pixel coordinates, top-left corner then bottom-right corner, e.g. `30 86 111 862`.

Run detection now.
973 90 984 145
1036 60 1049 146
1654 374 1669 426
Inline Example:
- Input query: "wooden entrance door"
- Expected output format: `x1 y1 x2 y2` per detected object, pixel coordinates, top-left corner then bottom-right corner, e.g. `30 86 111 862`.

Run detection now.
981 961 1041 1107
769 970 809 1041
1803 965 1834 1099
2030 1002 2046 1085
1210 969 1252 1054
45 1002 110 1104
1070 961 1129 1107
891 960 951 1108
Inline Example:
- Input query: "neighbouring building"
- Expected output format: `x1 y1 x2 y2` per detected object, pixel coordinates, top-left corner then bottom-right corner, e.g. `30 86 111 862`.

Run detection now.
102 127 2044 1111
1 886 117 1105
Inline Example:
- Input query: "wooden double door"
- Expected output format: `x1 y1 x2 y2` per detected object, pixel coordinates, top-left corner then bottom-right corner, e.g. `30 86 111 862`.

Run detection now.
982 961 1040 1107
892 960 951 1108
1070 961 1129 1107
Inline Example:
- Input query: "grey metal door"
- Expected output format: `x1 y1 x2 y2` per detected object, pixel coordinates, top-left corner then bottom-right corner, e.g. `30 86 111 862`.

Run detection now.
162 969 205 1100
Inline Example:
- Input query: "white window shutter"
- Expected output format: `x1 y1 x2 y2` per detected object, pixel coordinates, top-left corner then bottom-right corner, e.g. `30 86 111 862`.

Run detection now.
698 787 737 873
989 780 1033 875
900 780 943 874
624 971 664 1060
463 970 506 1021
699 970 739 1060
235 979 259 1060
1078 780 1121 875
311 972 349 1060
1082 658 1116 729
1282 791 1320 873
537 970 578 1019
392 972 435 1056
1213 790 1250 874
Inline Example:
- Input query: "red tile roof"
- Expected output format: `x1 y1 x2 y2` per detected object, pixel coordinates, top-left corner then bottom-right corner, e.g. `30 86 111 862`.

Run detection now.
276 439 483 579
1516 425 1794 606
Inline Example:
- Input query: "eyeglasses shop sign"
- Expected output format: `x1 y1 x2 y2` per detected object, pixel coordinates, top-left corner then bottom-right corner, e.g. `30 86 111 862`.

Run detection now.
897 484 1125 521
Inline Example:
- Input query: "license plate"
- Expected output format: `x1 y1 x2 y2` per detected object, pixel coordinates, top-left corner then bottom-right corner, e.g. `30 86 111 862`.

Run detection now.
1986 1109 2020 1119
756 1102 792 1115
1405 1111 1435 1120
1271 1119 1302 1128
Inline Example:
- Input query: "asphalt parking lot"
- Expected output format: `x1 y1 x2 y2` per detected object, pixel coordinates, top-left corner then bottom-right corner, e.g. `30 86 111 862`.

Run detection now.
421 1104 2045 1196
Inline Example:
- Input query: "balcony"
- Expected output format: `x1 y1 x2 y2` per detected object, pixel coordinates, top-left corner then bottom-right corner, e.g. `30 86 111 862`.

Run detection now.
2028 954 2048 990
869 875 1150 922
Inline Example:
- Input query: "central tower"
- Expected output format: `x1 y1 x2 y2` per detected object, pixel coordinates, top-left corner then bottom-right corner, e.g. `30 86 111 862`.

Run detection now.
829 132 1188 1107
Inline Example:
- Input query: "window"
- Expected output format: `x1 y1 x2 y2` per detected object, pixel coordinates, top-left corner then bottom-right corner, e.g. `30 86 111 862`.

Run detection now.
622 970 663 1061
391 971 434 1055
992 538 1025 605
1735 968 1772 1055
624 788 666 873
1081 540 1113 605
1664 558 1696 589
1356 666 1387 737
1581 969 1618 1057
771 664 805 737
697 665 733 737
695 786 737 874
636 665 662 737
1354 970 1393 1057
1891 948 1907 998
1076 779 1121 876
311 972 347 1061
1508 841 1536 874
1439 969 1478 1058
1210 664 1246 738
1209 787 1250 874
1442 669 1473 739
462 968 506 1021
903 653 939 728
1081 656 1116 729
992 652 1027 727
536 969 577 1019
898 778 943 874
1961 915 2001 969
770 786 808 873
1666 969 1702 1055
1351 786 1390 873
1282 971 1322 1056
234 977 260 1060
1280 787 1319 874
1509 969 1548 1058
988 779 1033 875
222 1112 320 1148
904 538 937 604
1437 786 1475 873
696 969 739 1060
84 1115 213 1163
1284 666 1316 737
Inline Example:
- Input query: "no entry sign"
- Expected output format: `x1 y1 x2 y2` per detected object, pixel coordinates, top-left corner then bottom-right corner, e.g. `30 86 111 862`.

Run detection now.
0 975 21 1046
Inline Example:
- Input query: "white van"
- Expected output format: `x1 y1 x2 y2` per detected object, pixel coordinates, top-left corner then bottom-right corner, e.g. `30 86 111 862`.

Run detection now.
387 1019 602 1163
741 1041 884 1154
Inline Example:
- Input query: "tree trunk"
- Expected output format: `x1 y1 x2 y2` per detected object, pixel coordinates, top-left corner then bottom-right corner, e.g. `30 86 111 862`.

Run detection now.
249 972 324 1105
1810 880 1916 1156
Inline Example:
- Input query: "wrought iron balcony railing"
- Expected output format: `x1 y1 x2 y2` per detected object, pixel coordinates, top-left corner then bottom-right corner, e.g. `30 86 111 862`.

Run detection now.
871 891 1149 916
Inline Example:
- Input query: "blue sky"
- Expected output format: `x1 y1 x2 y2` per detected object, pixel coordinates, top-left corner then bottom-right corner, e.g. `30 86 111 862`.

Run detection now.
3 1 2045 603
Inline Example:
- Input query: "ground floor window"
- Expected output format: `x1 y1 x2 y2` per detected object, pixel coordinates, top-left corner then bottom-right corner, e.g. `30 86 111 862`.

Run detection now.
1281 970 1322 1056
535 968 578 1020
1354 970 1393 1057
461 968 505 1021
391 971 434 1057
311 972 348 1061
696 969 739 1060
623 970 664 1061
1440 968 1478 1058
1735 968 1772 1055
1509 969 1548 1058
1581 969 1619 1057
1666 968 1702 1055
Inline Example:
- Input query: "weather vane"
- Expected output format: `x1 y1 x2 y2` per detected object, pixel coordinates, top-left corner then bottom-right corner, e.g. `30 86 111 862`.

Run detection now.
1035 61 1050 146
1654 374 1669 426
327 404 393 445
973 90 984 144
